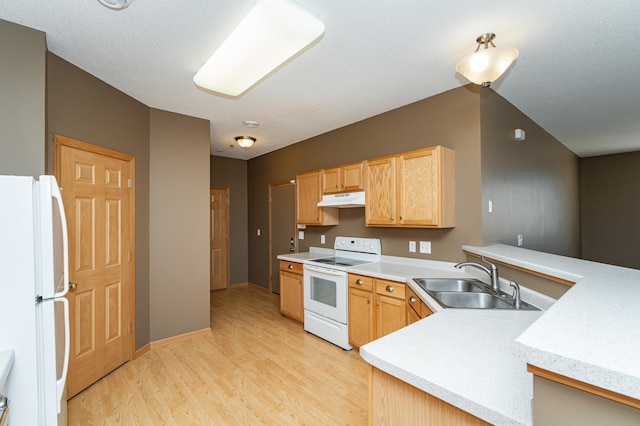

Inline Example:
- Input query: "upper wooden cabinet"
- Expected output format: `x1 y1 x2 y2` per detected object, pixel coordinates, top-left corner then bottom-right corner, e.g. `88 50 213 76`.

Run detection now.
296 170 339 225
365 146 455 228
322 162 365 194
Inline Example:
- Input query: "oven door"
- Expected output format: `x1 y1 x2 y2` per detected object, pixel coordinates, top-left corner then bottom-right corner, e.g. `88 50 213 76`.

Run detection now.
303 264 348 324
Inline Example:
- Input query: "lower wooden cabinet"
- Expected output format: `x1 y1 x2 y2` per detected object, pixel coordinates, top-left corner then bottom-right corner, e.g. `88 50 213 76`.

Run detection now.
348 274 407 347
406 286 434 325
279 260 303 323
370 366 490 425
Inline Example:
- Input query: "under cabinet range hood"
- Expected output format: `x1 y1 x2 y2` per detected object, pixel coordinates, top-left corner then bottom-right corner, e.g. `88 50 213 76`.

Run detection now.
317 191 365 208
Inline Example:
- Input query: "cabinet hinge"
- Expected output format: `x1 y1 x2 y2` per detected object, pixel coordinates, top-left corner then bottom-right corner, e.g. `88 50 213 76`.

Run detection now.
128 251 133 261
129 323 133 333
128 178 133 189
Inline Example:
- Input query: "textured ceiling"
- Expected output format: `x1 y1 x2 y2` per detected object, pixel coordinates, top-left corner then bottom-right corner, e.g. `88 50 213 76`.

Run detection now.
1 0 639 160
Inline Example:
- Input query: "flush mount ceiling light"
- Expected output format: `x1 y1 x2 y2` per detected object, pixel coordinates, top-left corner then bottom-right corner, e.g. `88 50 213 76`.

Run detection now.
97 0 132 10
235 136 256 149
455 33 519 87
193 0 325 97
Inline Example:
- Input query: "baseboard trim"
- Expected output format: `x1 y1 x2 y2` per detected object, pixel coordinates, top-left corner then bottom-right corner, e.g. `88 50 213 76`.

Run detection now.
134 343 151 359
149 327 212 349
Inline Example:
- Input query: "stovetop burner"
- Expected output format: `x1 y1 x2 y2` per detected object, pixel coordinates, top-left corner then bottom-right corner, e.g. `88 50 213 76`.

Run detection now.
309 257 373 267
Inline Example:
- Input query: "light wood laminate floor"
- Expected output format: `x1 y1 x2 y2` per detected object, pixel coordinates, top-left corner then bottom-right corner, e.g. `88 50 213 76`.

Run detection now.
68 285 369 425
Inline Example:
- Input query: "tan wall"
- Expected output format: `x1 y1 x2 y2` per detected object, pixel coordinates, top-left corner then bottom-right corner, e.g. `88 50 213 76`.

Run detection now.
0 19 46 176
480 89 581 257
210 155 248 284
580 151 640 269
248 86 484 288
149 109 210 341
46 53 152 349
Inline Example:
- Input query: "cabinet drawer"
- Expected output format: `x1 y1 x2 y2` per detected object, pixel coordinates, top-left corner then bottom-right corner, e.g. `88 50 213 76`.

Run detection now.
406 286 424 317
375 279 405 300
279 260 303 274
349 274 373 291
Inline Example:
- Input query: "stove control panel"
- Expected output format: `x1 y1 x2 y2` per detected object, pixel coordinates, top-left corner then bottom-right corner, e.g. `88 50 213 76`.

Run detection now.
334 236 381 255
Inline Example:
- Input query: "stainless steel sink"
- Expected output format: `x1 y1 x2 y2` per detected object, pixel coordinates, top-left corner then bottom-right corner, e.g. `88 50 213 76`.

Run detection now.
413 278 485 293
433 292 515 309
412 278 540 310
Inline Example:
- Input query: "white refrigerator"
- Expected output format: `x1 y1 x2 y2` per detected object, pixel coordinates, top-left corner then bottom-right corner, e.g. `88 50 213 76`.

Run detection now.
0 175 70 425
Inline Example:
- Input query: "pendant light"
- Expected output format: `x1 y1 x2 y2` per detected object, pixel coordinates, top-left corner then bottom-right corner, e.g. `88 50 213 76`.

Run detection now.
456 33 519 87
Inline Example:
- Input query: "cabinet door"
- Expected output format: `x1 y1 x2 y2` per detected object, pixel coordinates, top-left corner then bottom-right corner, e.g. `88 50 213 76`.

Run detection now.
348 287 373 347
296 171 322 224
407 305 421 325
280 270 303 322
374 294 406 339
365 157 397 226
342 162 365 192
322 167 342 194
398 148 439 226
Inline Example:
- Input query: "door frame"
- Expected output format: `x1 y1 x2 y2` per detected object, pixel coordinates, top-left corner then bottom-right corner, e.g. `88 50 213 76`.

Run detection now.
210 185 230 290
268 179 297 293
53 134 136 361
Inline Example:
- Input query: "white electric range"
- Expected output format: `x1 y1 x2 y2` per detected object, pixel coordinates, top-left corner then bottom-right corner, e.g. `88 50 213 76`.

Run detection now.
303 236 381 350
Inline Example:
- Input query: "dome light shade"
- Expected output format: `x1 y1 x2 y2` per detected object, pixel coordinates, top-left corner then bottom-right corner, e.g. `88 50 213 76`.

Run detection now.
456 33 518 87
235 136 256 149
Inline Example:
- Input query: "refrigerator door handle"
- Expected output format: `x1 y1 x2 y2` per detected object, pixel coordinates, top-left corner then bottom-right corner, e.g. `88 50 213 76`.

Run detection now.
56 296 70 414
50 179 69 298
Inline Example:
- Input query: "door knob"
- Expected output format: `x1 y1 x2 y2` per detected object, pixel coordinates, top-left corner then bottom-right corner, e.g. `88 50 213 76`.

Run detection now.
69 282 78 290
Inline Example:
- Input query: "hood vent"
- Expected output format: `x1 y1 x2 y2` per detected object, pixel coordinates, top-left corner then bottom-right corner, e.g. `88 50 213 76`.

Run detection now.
317 191 365 208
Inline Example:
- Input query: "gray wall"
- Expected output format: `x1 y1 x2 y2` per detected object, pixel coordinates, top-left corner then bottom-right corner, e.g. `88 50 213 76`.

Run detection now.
580 151 640 269
46 53 152 349
210 156 249 284
149 109 210 341
0 19 46 176
480 89 581 257
247 86 484 288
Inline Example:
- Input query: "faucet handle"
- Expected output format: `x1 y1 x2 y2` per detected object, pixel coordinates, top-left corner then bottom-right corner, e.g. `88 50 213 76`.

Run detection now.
480 256 497 270
510 281 522 309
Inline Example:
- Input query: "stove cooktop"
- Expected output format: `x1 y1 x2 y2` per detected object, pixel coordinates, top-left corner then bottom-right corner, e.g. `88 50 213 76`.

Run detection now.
309 257 373 267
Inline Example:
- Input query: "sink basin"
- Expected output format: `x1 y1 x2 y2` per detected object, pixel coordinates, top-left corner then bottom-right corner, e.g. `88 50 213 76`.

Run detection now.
413 278 485 293
429 291 539 310
433 292 514 309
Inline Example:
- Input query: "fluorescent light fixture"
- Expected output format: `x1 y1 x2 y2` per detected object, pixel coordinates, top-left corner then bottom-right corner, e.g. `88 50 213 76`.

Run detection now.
194 0 325 97
456 33 519 87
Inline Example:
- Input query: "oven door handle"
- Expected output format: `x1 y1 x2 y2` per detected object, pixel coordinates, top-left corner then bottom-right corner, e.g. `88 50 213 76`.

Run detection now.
304 265 346 276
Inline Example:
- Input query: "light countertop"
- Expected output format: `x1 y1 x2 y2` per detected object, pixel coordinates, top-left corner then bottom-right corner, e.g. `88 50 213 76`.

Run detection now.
360 310 541 425
465 244 640 400
276 247 333 263
0 349 14 391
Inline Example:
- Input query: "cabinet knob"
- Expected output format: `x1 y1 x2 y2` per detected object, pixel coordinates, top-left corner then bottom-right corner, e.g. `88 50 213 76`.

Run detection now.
356 279 363 285
385 285 394 292
390 216 395 220
367 299 371 304
400 216 403 220
288 264 293 269
410 296 416 303
376 301 380 306
335 184 339 188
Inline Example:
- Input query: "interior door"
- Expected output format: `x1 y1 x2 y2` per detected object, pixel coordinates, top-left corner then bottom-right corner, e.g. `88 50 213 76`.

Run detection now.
210 186 229 290
55 135 133 398
270 181 296 294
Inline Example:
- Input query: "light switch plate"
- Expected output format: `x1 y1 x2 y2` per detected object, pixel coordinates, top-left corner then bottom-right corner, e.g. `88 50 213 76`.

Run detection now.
299 230 305 240
321 235 326 244
409 241 416 252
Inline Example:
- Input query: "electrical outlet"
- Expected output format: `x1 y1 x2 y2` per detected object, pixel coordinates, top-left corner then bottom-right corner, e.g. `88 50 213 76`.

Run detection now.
419 241 431 254
299 230 305 240
517 234 523 246
488 200 493 213
321 235 326 244
409 241 416 252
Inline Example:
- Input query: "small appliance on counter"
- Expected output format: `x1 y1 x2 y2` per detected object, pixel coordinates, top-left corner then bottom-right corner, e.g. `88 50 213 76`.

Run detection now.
303 236 381 349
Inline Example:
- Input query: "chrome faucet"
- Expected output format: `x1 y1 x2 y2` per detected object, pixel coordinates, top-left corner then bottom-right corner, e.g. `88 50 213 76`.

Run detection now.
510 281 522 309
454 256 500 293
